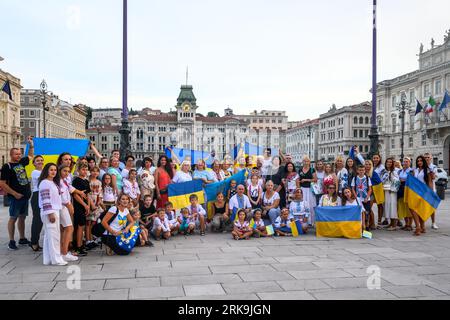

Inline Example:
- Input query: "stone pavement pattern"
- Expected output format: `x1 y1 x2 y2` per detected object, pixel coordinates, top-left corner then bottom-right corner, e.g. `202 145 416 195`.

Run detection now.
1 195 450 300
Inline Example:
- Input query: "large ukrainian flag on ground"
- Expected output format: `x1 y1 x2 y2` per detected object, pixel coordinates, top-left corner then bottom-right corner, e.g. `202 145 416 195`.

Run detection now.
371 171 385 205
168 180 205 210
25 138 90 177
404 174 441 222
204 170 246 220
315 206 362 239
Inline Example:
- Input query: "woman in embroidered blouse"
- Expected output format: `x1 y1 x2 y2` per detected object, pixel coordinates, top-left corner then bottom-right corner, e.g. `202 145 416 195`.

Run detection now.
398 157 414 231
318 184 342 207
382 157 400 231
284 162 300 205
38 163 67 266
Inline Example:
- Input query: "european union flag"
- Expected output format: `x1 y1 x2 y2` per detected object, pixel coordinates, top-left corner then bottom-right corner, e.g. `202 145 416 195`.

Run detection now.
415 99 424 115
1 80 13 100
439 91 450 112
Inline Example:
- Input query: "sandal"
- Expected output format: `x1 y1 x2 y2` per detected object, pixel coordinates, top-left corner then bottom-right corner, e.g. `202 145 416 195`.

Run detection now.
413 229 421 236
421 228 426 234
386 226 397 231
29 244 42 252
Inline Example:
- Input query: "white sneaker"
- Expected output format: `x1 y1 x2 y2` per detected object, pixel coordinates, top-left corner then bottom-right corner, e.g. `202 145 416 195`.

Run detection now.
56 261 68 266
432 223 439 230
63 253 79 262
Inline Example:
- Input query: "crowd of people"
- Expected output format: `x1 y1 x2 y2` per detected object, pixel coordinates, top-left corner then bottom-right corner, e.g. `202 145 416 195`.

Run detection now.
0 139 441 265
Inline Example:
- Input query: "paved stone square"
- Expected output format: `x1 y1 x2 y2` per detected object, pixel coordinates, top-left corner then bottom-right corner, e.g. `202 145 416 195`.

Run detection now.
1 195 450 300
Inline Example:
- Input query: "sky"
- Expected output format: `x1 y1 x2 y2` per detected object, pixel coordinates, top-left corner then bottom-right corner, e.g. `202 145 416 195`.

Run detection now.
1 0 450 121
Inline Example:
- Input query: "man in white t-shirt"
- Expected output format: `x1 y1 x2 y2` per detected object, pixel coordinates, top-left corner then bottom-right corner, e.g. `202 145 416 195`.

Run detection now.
424 152 438 230
229 185 252 220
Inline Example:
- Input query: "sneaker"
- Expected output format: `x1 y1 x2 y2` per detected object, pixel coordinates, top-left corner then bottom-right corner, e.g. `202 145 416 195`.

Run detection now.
56 261 68 266
200 231 206 236
432 223 439 230
18 238 31 245
63 253 79 262
8 240 18 251
75 247 88 256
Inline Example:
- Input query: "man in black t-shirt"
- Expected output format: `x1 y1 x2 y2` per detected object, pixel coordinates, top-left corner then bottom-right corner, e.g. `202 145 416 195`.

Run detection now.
0 137 34 250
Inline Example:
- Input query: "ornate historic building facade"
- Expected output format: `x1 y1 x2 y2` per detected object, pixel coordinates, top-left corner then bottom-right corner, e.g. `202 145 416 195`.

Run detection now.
376 30 450 170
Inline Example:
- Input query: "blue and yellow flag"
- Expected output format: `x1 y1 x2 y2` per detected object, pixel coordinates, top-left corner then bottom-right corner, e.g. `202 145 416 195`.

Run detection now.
232 142 279 160
290 220 304 237
168 180 205 210
165 147 214 166
24 138 90 177
404 174 441 222
371 171 385 205
315 206 362 239
204 170 246 219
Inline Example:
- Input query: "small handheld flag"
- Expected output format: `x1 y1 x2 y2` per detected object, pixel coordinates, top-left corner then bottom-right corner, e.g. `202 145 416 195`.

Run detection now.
1 80 13 100
266 225 275 236
290 220 304 237
362 230 373 239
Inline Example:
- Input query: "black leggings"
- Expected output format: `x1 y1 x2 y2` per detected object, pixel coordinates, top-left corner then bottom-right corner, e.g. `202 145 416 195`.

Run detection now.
101 235 130 255
30 192 43 246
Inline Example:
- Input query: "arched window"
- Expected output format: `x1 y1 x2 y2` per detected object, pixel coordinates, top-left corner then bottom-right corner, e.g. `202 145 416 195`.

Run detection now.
354 117 358 124
365 117 369 124
359 117 364 124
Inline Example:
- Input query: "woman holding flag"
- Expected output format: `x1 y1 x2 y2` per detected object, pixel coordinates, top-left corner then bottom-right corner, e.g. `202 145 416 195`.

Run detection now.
411 156 434 236
372 154 387 227
397 157 414 232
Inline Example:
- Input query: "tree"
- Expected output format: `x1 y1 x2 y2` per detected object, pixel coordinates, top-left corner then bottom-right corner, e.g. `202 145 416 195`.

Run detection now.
207 112 219 117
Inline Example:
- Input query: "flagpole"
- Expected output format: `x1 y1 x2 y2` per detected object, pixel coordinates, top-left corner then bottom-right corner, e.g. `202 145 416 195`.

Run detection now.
369 0 380 159
119 0 131 161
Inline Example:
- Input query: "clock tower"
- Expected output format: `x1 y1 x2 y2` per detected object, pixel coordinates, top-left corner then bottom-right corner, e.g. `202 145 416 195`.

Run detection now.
176 84 198 121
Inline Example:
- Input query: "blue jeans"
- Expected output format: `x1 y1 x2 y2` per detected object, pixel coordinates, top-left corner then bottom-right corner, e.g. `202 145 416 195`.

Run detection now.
267 208 281 225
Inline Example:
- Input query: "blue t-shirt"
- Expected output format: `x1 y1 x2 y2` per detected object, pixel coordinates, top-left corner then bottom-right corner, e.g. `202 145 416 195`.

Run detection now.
193 170 213 182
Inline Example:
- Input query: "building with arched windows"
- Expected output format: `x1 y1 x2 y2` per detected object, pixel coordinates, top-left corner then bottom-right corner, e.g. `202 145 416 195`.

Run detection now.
376 31 450 171
317 102 372 162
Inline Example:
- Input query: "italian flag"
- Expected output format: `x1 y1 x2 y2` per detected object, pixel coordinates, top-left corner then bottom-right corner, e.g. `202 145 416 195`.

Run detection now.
425 96 436 114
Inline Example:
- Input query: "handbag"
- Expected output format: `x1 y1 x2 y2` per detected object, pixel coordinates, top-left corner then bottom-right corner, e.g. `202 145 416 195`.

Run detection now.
92 207 119 238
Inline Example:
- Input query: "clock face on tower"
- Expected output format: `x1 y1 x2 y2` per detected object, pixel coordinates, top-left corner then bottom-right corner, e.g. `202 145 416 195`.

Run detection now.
182 103 191 112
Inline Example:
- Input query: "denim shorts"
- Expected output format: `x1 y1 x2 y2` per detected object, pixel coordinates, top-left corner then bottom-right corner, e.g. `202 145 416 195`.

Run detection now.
8 196 29 219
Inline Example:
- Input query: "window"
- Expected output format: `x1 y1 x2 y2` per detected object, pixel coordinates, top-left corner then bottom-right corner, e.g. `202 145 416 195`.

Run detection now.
30 110 35 117
365 130 369 137
409 136 413 148
392 117 397 133
148 127 155 132
422 132 427 146
359 130 363 138
433 133 439 145
435 80 442 95
90 136 95 142
170 127 176 132
20 121 24 128
102 136 107 142
20 110 24 116
391 138 395 149
409 90 415 104
378 100 383 112
392 96 397 108
424 83 431 97
29 121 35 128
353 130 358 138
365 117 369 124
102 144 107 151
364 145 369 153
114 136 119 142
359 117 363 124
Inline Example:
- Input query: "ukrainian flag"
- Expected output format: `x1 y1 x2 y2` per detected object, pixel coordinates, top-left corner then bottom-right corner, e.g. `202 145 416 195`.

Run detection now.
404 174 441 222
315 206 362 239
168 180 205 210
204 170 246 220
165 147 214 166
232 142 279 161
25 138 90 177
290 220 304 237
371 171 385 205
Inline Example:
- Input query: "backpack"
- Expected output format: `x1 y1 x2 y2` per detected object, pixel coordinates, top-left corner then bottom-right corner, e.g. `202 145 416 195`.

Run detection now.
92 207 120 238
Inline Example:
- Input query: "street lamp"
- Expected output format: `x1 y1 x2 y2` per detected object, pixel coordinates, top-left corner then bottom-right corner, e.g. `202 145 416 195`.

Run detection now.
396 92 411 163
40 79 50 138
306 125 312 159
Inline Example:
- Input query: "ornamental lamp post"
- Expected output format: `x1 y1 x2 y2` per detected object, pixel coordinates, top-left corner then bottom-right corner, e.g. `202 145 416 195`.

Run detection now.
40 79 50 138
396 92 411 163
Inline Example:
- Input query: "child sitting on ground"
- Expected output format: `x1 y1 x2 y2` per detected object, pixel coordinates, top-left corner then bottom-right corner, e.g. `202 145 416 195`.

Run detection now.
274 208 294 236
187 194 207 236
232 209 253 240
131 209 153 247
178 207 195 235
165 202 180 235
151 209 171 241
252 209 268 237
